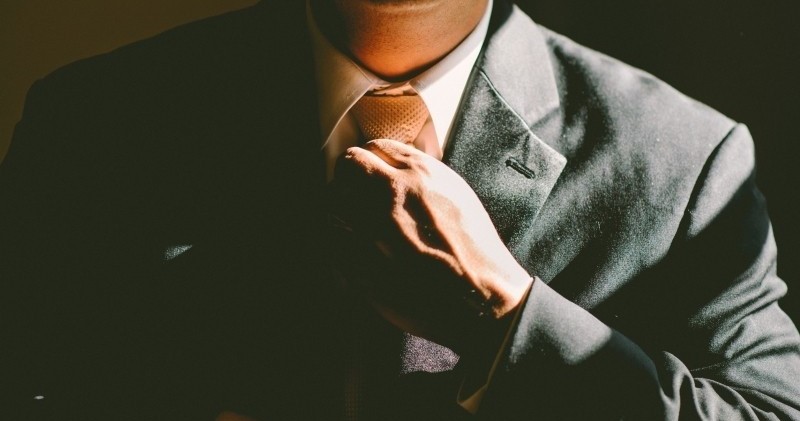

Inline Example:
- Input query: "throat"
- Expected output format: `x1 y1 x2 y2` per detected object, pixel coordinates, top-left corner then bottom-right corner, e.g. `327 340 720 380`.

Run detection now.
311 0 489 81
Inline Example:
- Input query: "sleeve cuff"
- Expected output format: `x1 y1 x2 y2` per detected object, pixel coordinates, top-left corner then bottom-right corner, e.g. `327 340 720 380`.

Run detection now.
456 279 534 414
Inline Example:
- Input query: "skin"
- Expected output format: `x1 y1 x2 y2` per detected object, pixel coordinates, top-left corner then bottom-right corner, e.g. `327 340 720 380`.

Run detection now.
313 0 489 80
316 0 533 352
332 140 532 353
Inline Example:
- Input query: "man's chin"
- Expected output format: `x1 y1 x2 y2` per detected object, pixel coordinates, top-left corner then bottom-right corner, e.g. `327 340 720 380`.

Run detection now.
335 0 446 10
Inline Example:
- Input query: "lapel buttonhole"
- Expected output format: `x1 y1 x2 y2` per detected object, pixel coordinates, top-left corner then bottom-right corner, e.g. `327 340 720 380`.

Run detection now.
505 157 536 179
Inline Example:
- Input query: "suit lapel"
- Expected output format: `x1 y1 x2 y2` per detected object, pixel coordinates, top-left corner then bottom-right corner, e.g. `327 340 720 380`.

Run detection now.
444 1 566 251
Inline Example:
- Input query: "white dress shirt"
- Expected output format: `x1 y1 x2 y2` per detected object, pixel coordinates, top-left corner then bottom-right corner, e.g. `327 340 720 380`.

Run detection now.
306 0 493 180
306 0 510 414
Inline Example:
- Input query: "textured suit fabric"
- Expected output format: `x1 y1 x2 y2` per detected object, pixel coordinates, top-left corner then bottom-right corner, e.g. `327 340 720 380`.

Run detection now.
1 1 799 420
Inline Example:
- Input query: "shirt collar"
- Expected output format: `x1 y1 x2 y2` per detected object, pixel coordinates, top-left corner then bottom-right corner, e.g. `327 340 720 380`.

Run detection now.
307 0 493 149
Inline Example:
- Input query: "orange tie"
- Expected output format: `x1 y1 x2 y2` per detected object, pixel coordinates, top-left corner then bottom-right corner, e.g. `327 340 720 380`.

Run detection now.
351 93 430 145
343 92 456 421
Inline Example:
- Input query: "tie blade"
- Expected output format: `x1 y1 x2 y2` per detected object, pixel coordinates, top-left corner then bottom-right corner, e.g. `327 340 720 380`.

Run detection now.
400 333 460 374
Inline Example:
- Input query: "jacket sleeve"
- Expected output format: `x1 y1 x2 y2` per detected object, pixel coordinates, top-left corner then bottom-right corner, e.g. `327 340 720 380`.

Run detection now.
482 124 800 420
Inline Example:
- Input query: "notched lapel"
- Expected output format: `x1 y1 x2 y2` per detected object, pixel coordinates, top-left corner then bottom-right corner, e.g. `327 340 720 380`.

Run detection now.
444 73 566 248
444 3 566 249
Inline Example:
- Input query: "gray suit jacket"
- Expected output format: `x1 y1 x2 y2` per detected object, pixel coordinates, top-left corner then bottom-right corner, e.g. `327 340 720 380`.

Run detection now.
2 1 798 419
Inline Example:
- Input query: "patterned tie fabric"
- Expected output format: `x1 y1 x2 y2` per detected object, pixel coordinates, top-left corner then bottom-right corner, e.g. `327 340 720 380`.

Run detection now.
342 307 461 421
343 91 462 420
398 334 459 374
351 93 429 144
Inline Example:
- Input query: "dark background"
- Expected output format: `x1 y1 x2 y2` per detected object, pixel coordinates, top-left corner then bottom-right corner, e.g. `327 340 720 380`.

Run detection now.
2 0 799 322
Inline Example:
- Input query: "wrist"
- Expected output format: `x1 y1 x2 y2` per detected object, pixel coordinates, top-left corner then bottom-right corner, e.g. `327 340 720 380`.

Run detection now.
461 276 533 360
483 266 534 320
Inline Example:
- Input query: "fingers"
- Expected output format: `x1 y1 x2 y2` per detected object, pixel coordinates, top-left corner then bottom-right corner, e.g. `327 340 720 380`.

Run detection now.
344 145 396 178
362 139 415 167
344 139 433 177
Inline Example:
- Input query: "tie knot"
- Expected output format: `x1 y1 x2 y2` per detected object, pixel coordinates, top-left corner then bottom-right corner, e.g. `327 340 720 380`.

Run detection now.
351 93 429 144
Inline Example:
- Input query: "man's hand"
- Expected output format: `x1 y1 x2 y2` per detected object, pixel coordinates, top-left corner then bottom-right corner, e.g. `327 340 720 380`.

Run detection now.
327 139 532 352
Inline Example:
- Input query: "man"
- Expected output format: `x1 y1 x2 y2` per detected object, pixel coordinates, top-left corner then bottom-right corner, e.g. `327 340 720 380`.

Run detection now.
1 0 798 420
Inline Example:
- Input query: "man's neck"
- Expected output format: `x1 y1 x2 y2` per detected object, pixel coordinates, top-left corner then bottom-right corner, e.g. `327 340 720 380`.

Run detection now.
310 0 489 82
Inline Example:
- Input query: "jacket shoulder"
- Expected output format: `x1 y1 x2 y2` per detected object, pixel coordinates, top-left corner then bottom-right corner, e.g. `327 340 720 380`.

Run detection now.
26 2 289 104
9 2 307 174
541 26 737 155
